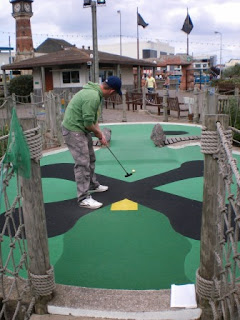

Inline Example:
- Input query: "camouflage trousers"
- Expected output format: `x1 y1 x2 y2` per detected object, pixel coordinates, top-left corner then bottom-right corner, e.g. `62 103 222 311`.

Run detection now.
62 126 100 202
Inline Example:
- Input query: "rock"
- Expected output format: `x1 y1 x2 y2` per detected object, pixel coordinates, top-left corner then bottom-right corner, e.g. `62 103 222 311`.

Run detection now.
150 124 166 147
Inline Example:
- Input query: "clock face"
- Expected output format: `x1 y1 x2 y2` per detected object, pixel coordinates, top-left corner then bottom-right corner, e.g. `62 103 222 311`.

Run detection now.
14 3 21 12
24 3 31 12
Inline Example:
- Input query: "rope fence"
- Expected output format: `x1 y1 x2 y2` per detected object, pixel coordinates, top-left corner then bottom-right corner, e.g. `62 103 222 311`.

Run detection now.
0 147 35 320
0 122 55 319
198 114 240 320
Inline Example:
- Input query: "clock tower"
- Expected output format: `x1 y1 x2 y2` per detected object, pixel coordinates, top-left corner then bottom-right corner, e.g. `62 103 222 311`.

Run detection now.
10 0 34 62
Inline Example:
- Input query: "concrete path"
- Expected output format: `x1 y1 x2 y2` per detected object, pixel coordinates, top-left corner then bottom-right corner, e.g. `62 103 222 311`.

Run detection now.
30 284 201 320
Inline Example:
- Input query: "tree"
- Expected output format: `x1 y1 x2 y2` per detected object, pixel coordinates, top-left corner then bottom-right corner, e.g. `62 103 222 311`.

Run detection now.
222 64 240 78
8 75 33 97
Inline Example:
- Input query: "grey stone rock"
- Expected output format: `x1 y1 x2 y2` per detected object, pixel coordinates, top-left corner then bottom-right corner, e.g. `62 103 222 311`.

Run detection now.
150 124 166 147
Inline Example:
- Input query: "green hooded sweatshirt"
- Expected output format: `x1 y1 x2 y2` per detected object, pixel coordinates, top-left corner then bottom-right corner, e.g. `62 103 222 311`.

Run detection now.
62 82 103 133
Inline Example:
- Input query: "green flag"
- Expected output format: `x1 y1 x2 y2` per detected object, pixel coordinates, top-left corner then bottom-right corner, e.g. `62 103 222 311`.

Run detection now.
3 108 31 179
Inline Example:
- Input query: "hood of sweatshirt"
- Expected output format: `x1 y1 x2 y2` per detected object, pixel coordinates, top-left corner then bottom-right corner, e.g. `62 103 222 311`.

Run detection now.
82 81 103 98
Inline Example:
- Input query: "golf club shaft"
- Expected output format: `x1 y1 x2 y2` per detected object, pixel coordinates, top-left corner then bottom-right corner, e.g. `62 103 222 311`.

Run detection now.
106 145 129 175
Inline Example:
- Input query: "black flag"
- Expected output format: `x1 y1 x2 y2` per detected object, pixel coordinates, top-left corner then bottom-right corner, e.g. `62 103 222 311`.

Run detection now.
181 13 193 34
137 13 148 28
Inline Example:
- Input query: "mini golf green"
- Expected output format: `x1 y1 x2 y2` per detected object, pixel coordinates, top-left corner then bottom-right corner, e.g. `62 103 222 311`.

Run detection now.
2 123 237 290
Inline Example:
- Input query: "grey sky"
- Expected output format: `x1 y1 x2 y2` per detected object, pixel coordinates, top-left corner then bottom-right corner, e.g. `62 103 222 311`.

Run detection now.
1 0 240 64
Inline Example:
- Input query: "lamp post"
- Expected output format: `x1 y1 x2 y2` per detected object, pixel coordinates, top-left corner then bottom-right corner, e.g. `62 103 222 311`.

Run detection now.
91 1 99 83
117 10 122 56
83 0 106 83
214 31 222 77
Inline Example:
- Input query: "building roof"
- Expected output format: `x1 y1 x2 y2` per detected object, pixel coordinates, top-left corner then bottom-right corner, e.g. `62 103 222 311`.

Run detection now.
35 38 75 53
1 47 156 70
0 47 14 51
147 55 193 67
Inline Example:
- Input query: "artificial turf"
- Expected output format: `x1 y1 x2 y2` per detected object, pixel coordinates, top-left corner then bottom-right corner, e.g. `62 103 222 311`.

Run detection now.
2 122 230 289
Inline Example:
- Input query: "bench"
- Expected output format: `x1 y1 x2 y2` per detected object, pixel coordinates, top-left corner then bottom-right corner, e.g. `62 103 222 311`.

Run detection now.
145 95 163 115
167 97 189 118
126 91 134 111
129 92 163 115
131 92 143 111
105 93 122 109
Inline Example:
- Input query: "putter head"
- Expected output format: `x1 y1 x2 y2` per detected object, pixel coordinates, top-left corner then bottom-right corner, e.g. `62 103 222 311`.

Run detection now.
125 172 133 178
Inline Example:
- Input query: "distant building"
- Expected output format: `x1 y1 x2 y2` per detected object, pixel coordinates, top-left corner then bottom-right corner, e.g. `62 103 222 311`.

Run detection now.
99 40 174 59
225 59 240 68
0 47 14 81
192 55 217 73
2 47 156 97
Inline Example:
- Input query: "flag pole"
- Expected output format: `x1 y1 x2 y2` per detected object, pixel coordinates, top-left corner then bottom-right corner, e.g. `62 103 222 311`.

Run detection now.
137 7 139 59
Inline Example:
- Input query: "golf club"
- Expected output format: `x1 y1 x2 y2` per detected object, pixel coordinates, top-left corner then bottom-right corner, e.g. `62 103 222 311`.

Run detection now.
106 145 132 178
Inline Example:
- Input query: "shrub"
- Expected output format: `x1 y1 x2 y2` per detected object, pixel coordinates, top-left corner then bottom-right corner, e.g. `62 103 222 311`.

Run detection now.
8 75 33 97
222 96 240 144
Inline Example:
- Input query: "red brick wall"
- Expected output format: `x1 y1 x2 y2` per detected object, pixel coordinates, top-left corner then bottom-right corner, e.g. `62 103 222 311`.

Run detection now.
15 16 33 53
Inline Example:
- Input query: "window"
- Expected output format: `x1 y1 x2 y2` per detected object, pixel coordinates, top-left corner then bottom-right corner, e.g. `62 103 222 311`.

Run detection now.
62 71 80 84
99 70 113 83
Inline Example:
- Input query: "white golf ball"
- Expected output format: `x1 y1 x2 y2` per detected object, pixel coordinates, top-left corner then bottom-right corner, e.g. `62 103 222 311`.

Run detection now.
132 169 136 173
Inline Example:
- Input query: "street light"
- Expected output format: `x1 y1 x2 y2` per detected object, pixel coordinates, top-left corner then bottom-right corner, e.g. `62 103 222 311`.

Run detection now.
117 10 122 56
83 0 106 82
214 31 222 77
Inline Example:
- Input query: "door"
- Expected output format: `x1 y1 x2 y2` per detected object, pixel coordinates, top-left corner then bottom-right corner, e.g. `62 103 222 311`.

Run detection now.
45 68 53 92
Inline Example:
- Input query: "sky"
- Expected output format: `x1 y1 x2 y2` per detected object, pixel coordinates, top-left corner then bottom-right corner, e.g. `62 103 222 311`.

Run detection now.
0 0 240 65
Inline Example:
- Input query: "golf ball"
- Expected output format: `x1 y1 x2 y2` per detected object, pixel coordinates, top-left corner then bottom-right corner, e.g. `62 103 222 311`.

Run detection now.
132 169 136 173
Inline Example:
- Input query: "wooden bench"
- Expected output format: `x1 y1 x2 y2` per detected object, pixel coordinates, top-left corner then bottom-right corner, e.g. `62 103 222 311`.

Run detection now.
131 92 143 111
145 95 163 115
105 93 122 109
130 92 163 115
167 97 188 118
126 91 134 111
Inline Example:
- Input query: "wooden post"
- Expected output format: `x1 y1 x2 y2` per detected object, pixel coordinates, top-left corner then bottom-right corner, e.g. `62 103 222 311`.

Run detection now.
50 93 57 138
122 89 127 122
116 64 121 78
98 99 104 123
142 87 146 111
6 96 13 125
3 71 8 98
207 89 218 114
137 66 141 92
235 87 239 111
30 92 36 117
198 114 229 319
20 118 52 314
56 94 64 146
41 67 46 100
44 92 50 132
193 87 199 123
163 88 168 122
12 93 17 109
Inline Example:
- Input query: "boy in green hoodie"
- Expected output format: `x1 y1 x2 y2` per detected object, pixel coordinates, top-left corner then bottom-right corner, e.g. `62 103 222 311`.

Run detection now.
62 76 122 209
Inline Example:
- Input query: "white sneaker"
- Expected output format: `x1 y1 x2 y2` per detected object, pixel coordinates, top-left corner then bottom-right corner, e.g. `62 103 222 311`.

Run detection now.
79 196 103 209
89 185 109 193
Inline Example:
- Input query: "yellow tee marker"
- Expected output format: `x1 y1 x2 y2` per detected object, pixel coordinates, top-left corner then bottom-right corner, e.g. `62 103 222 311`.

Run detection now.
111 198 138 211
